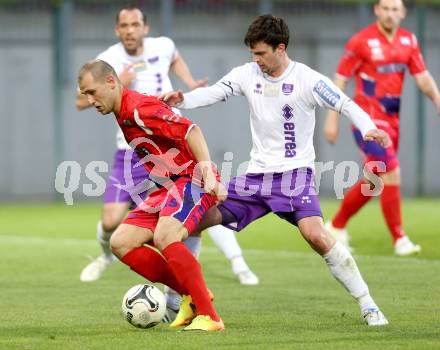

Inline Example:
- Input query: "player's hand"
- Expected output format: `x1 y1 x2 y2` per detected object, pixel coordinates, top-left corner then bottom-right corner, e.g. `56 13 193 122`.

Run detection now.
324 111 340 144
189 78 208 90
119 64 136 87
203 170 227 204
364 129 391 148
160 90 184 107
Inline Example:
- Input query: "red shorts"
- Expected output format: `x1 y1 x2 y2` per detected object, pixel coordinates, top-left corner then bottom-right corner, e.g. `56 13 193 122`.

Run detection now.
123 176 216 234
352 120 399 174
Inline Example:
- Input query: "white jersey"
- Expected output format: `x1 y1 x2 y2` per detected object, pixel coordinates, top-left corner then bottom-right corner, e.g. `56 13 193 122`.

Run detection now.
97 37 178 149
179 60 376 173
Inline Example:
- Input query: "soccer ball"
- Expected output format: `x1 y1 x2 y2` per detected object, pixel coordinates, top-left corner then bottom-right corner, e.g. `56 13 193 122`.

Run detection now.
121 284 166 328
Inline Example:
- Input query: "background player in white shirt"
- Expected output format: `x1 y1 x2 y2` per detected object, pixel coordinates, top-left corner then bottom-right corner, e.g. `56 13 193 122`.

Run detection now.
162 14 390 326
75 6 258 319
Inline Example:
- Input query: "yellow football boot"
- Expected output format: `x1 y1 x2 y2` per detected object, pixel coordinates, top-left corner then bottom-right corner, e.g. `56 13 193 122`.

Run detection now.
169 295 196 328
182 315 225 331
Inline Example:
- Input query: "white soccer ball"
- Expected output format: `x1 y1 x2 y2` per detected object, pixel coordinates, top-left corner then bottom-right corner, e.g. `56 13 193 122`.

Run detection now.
121 284 166 328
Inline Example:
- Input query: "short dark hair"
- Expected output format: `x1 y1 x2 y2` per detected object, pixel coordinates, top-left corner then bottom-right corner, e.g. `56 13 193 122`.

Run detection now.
78 60 120 84
244 14 289 50
376 0 406 6
116 6 147 24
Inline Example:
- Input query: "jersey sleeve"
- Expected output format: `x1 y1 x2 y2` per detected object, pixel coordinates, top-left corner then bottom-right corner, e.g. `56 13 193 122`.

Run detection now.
408 34 427 76
179 65 245 109
137 101 194 140
179 84 229 109
336 34 363 80
170 38 179 62
159 36 179 63
216 65 245 97
96 47 124 75
308 71 349 113
306 68 376 137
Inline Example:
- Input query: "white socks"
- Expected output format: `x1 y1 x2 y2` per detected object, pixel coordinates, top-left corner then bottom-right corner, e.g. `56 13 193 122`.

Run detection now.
96 220 114 260
207 225 251 274
183 235 202 259
230 256 251 274
323 242 378 312
207 225 242 260
163 286 181 311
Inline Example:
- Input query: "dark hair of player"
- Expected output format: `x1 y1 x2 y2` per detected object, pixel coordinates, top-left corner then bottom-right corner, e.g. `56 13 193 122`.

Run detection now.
115 6 147 24
244 14 289 50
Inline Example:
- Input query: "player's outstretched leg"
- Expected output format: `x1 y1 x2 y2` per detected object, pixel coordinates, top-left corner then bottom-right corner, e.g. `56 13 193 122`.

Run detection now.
207 225 259 285
161 241 221 328
323 241 388 326
299 216 388 326
154 216 223 331
162 235 202 323
80 220 116 282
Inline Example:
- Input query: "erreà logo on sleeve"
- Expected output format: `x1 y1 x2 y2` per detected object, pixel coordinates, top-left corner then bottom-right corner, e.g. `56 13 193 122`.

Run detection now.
313 80 340 108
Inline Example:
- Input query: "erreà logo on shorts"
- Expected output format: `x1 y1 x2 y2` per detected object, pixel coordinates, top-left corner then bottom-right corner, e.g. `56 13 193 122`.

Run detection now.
313 80 340 108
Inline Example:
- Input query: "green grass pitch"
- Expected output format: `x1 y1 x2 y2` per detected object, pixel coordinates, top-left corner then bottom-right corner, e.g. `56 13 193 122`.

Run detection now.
0 199 439 350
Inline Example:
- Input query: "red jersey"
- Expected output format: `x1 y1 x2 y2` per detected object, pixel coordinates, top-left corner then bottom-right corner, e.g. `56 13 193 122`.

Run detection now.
116 89 198 179
336 23 426 131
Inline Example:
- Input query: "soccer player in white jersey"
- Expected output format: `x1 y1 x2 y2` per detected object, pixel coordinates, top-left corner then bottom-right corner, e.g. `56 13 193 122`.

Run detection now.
162 14 390 327
75 6 258 319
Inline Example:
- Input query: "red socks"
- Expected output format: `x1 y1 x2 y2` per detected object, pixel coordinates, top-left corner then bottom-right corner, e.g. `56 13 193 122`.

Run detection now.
121 246 188 296
332 180 405 243
121 242 219 322
332 180 373 229
162 242 219 321
380 185 405 243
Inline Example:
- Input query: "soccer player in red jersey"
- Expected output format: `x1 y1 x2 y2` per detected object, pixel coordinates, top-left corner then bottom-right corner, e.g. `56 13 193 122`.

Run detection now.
77 59 225 331
324 0 440 255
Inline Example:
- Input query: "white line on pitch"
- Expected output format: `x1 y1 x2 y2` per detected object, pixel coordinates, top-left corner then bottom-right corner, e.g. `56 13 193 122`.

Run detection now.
0 234 438 264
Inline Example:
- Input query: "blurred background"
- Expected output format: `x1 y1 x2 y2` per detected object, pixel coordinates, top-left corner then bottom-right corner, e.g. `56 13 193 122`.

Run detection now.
0 0 439 202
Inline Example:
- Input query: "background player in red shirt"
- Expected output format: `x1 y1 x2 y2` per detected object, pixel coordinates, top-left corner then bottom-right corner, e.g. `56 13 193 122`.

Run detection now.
77 59 226 331
324 0 440 255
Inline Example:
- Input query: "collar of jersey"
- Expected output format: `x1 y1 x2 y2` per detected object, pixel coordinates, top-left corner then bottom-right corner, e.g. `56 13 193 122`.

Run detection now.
262 60 295 83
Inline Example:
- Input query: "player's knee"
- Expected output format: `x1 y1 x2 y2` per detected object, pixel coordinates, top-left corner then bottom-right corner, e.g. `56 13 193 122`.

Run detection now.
153 231 175 251
109 233 123 258
102 216 121 233
154 228 187 251
303 228 330 253
154 217 187 251
110 230 134 258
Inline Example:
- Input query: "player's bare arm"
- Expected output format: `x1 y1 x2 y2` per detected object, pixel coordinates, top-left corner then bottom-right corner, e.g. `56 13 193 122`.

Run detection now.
170 54 208 90
186 125 227 203
414 71 440 115
324 78 348 144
